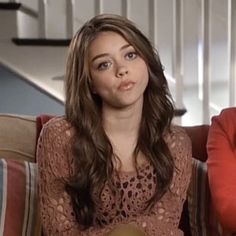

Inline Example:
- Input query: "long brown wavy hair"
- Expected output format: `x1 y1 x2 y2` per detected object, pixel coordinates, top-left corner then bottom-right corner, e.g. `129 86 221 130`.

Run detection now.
65 14 175 229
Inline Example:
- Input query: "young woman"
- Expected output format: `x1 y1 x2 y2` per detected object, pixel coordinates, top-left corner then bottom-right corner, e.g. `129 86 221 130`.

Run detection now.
207 107 236 234
37 14 192 236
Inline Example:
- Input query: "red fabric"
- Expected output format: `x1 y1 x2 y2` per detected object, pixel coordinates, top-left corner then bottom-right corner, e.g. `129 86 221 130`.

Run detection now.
35 115 54 162
36 115 54 141
184 125 209 162
4 160 26 236
207 107 236 233
36 114 54 151
0 159 40 236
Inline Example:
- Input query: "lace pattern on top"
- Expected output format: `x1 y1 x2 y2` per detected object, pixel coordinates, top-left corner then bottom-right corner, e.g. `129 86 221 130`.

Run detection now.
37 117 192 236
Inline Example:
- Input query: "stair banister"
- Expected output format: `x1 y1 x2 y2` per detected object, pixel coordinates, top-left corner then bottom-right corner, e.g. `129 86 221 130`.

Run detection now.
228 0 236 106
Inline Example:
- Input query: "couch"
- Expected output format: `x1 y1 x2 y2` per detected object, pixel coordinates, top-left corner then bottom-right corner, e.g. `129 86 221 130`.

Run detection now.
0 113 222 236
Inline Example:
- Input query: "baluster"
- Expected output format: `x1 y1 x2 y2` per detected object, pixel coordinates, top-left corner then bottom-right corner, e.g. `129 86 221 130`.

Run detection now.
149 0 157 45
94 0 102 15
172 0 184 120
198 0 211 123
66 0 75 39
121 0 129 18
38 0 48 38
228 0 236 106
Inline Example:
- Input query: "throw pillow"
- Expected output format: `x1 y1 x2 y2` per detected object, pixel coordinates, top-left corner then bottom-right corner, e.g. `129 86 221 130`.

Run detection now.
0 158 41 236
188 158 223 236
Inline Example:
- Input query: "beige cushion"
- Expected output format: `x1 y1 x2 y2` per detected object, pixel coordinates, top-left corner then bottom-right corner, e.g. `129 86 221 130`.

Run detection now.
0 114 36 162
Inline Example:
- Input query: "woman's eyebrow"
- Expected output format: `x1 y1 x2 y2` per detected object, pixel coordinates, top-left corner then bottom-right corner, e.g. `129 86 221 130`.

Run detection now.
120 43 131 51
91 44 132 62
91 53 109 62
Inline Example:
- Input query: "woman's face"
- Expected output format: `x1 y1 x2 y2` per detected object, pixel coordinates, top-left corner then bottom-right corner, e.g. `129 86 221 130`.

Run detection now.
88 31 149 110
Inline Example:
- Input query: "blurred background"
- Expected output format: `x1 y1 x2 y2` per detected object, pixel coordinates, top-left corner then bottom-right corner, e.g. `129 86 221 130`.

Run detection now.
0 0 235 126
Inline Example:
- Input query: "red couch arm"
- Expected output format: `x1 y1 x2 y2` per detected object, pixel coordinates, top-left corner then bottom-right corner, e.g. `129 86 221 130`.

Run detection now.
184 125 209 162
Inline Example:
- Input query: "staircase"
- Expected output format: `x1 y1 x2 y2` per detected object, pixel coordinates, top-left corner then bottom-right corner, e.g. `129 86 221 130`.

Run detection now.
0 0 235 125
0 1 67 103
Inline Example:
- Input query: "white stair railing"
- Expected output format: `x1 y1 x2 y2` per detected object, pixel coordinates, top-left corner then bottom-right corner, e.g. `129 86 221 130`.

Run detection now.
198 0 211 124
3 0 236 124
172 0 184 112
148 0 158 45
228 0 236 106
38 0 48 38
66 0 75 39
121 0 129 18
94 0 102 15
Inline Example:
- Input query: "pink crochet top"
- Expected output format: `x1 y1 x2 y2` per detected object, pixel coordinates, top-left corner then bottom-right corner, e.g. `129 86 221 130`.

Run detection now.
37 117 192 236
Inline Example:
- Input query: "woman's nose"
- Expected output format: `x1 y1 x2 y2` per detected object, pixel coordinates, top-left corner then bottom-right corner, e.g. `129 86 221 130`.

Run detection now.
116 66 128 78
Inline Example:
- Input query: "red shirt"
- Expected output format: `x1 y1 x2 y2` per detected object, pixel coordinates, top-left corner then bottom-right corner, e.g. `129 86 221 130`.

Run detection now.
207 107 236 232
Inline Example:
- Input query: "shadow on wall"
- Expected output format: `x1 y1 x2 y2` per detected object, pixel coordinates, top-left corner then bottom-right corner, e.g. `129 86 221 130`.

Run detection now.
0 64 64 116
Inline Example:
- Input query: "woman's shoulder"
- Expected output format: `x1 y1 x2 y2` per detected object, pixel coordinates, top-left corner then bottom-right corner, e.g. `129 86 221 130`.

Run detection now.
43 116 71 129
218 107 236 117
37 117 77 180
210 107 236 138
40 116 75 141
212 107 236 127
167 125 191 145
165 125 192 161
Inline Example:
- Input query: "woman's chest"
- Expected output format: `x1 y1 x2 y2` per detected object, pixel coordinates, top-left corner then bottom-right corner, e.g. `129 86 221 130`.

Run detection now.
94 164 156 224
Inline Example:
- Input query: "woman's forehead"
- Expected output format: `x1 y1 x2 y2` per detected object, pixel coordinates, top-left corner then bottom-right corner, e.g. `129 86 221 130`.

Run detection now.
88 31 131 57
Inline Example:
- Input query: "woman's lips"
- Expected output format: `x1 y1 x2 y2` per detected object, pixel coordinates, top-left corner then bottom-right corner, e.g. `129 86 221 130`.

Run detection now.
118 81 135 91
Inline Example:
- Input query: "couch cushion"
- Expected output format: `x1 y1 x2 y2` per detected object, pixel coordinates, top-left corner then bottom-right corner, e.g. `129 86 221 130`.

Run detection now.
0 114 37 162
0 158 41 236
188 159 223 235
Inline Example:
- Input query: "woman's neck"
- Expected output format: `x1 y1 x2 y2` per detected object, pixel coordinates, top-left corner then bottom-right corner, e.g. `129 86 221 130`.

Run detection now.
102 100 143 138
102 99 145 171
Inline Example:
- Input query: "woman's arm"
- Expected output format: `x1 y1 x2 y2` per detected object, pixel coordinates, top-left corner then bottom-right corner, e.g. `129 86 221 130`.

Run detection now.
207 108 236 232
37 119 83 235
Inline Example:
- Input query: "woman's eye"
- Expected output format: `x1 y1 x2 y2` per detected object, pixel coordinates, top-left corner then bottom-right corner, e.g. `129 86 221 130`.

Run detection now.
97 61 111 70
126 51 137 60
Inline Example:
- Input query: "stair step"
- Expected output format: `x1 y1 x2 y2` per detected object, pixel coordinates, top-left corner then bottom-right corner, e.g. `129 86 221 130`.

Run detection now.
0 2 21 10
0 4 39 40
12 38 71 46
